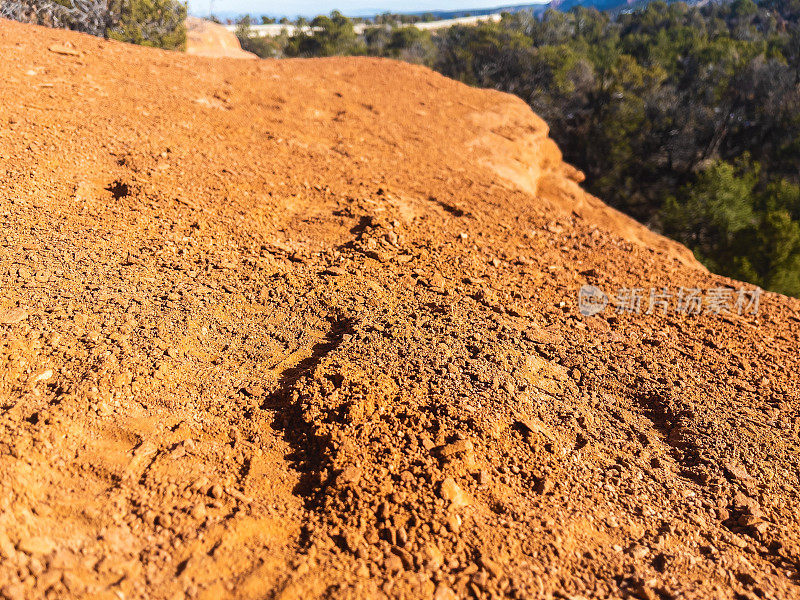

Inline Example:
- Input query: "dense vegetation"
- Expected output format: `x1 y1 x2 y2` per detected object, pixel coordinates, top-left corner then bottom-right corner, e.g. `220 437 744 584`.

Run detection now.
237 0 800 297
0 0 186 49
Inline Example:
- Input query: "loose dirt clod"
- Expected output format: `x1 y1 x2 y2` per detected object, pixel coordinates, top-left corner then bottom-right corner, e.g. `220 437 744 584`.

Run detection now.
0 18 799 600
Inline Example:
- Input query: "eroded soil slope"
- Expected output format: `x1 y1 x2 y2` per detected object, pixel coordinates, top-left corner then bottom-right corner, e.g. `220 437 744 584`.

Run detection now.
1 19 800 600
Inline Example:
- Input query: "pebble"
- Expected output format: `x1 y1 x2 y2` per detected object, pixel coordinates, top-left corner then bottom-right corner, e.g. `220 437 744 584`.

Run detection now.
384 553 403 573
477 552 503 578
16 536 55 556
157 513 173 528
628 545 649 560
391 545 414 569
535 474 554 495
337 465 362 486
439 478 471 509
35 370 53 382
0 584 25 600
434 584 458 600
48 44 81 57
190 503 207 520
732 491 762 518
422 543 444 569
446 513 462 533
0 307 28 324
0 532 16 559
428 273 446 290
61 571 85 594
439 439 473 458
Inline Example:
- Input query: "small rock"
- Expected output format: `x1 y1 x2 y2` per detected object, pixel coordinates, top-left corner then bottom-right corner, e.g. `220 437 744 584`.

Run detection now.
446 513 462 533
355 562 370 579
0 532 16 559
628 545 649 560
749 521 769 535
48 44 80 57
477 552 503 578
0 307 27 325
738 514 762 528
0 583 25 600
37 569 60 589
439 439 473 458
191 476 210 491
384 553 403 573
428 273 446 290
190 503 207 521
16 536 55 556
434 584 458 600
35 370 53 382
630 578 658 600
723 460 753 484
732 491 762 518
337 465 362 486
209 484 224 499
156 513 172 528
391 545 414 569
62 571 85 595
535 474 554 495
422 543 444 569
341 529 363 554
28 556 44 576
439 478 471 509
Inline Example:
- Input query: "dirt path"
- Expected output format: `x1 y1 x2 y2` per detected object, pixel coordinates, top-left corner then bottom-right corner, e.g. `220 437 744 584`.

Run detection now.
1 19 799 600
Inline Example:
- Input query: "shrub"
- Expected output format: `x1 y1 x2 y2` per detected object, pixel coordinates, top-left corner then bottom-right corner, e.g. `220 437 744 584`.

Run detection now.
0 0 187 50
107 0 187 50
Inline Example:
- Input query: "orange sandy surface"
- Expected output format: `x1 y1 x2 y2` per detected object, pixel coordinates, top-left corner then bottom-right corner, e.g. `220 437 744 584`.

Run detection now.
1 18 799 600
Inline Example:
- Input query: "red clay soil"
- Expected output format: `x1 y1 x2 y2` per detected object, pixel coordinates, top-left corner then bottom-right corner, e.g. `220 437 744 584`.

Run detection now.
1 18 800 600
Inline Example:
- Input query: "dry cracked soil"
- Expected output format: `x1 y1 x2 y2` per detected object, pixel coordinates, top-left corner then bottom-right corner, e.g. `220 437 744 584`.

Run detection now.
1 17 800 600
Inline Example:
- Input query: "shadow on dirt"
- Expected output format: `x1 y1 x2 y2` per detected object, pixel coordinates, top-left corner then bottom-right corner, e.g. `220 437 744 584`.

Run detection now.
262 318 354 510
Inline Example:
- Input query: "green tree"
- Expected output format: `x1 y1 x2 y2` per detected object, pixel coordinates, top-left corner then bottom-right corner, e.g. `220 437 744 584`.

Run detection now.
385 26 435 64
285 11 363 57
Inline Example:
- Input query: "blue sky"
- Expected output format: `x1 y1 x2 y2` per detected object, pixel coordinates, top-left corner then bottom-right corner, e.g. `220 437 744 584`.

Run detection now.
190 1 543 18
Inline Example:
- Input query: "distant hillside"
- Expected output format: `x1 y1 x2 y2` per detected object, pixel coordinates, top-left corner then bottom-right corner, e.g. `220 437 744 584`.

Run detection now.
403 3 546 19
414 0 691 18
205 0 688 23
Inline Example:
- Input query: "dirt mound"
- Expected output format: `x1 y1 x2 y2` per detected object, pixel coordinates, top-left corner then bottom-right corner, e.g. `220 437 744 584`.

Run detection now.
1 18 799 600
186 17 256 60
